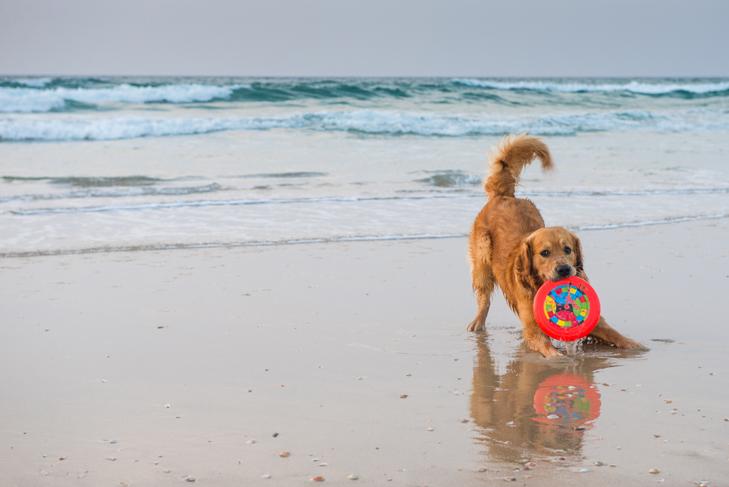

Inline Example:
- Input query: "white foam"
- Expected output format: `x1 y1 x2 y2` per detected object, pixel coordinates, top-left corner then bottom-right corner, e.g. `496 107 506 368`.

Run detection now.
453 79 729 95
0 108 708 141
13 77 54 88
0 115 288 141
0 84 240 112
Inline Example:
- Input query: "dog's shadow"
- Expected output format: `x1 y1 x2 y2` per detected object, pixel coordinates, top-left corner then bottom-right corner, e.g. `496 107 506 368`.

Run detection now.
470 334 643 463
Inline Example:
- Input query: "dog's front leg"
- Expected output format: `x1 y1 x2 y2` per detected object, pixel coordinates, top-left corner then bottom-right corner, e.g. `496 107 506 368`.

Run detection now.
590 317 646 350
517 304 561 358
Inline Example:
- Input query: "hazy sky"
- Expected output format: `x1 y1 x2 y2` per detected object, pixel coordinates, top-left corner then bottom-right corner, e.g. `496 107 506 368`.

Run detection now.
1 0 727 77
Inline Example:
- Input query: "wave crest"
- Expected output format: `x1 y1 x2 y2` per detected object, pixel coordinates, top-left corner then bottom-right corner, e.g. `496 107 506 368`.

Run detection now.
3 77 728 113
0 109 707 141
452 78 729 96
0 83 239 113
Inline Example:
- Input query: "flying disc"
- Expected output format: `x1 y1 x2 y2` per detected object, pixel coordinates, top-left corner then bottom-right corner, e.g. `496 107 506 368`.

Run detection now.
531 373 601 426
533 276 600 341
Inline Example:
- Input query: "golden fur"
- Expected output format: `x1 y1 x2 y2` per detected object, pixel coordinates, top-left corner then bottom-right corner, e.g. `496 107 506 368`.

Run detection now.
467 135 644 357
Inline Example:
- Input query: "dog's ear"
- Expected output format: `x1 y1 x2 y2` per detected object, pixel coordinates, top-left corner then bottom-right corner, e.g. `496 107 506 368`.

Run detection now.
514 238 539 291
571 232 584 274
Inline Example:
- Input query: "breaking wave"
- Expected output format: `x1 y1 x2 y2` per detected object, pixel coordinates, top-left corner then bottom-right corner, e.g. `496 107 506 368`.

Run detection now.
2 77 729 113
0 109 707 142
452 78 729 96
0 83 239 113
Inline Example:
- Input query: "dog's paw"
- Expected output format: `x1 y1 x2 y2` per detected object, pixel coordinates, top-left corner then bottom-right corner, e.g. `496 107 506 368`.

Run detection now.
542 346 563 359
466 318 485 332
525 337 562 358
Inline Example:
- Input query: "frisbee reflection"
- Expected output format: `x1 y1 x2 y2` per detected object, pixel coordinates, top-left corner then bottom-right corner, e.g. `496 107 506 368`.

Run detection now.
469 335 609 462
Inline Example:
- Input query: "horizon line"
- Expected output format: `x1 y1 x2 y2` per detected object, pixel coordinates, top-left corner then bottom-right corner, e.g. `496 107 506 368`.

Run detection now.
2 73 729 79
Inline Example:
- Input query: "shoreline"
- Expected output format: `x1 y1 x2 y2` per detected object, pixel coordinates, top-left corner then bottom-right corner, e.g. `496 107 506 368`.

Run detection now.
2 211 729 259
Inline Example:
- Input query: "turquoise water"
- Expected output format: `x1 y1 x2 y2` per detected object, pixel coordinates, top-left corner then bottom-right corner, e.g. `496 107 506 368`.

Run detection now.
1 77 729 140
0 77 728 256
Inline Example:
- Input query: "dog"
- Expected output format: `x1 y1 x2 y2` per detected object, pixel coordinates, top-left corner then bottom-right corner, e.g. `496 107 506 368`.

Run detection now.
466 135 644 357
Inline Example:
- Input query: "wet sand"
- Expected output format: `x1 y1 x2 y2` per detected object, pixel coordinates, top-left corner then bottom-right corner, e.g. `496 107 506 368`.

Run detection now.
1 219 728 486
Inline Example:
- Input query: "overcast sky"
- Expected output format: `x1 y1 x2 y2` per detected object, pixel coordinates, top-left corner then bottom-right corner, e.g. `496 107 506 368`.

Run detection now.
0 0 726 77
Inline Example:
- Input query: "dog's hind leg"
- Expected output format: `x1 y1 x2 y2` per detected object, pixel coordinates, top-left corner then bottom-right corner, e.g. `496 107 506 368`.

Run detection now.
577 270 646 350
590 317 646 350
467 233 495 332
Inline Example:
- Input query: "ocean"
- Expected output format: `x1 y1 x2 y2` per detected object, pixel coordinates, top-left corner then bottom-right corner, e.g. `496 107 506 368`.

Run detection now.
1 76 728 257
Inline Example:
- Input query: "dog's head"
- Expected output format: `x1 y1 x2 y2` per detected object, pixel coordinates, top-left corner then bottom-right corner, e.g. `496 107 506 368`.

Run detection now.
515 227 583 290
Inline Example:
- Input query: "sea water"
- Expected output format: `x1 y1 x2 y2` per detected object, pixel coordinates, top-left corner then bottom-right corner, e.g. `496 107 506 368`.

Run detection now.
0 77 728 256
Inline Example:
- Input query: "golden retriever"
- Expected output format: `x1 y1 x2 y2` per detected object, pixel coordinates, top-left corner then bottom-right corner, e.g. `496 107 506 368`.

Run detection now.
467 135 644 357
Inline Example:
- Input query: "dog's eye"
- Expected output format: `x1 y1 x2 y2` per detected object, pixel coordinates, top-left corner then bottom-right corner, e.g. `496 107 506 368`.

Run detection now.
564 246 572 254
539 249 550 257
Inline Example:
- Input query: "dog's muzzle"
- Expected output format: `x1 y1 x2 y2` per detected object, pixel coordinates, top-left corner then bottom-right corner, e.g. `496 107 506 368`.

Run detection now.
555 264 573 279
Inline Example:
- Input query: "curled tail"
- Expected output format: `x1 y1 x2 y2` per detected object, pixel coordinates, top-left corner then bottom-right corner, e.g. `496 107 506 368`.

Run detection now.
484 134 553 198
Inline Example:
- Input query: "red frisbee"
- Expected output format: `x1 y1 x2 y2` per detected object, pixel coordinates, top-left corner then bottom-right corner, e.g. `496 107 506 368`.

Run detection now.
533 276 600 341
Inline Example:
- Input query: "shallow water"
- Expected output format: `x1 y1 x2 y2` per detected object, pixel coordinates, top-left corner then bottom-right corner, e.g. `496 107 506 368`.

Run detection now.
1 77 728 257
471 334 632 463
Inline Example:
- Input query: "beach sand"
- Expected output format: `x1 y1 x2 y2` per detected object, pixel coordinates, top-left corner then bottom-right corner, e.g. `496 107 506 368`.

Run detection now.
1 219 728 486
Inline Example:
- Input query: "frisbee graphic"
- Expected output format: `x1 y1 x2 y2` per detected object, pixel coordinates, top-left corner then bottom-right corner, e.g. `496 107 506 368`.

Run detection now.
533 276 600 341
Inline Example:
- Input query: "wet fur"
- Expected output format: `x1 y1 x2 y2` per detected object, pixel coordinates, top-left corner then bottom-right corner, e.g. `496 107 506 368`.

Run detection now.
467 135 644 357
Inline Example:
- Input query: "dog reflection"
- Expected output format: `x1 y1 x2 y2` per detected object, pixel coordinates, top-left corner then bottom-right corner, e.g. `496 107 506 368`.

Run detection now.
470 335 610 462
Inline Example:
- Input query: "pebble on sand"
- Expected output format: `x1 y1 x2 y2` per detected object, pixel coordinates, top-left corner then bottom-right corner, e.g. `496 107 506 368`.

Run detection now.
400 394 408 399
279 451 291 458
649 468 661 474
347 474 359 480
311 475 325 482
184 475 196 482
261 474 272 479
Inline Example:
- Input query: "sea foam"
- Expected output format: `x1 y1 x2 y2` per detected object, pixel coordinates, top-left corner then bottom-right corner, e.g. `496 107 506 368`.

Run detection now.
0 109 700 142
0 83 240 112
452 78 729 95
3 77 729 114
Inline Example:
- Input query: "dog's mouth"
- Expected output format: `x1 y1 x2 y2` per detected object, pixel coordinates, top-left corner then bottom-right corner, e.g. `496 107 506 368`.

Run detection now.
550 265 576 281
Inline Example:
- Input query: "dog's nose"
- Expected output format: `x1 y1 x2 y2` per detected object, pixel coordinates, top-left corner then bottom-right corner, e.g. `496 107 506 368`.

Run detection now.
556 264 572 278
